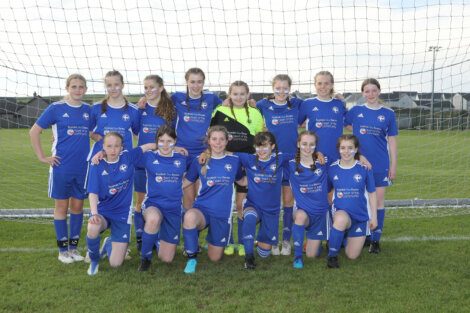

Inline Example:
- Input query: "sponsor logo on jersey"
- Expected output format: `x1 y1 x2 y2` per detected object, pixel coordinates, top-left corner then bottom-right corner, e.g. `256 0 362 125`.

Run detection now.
378 115 385 122
67 129 75 135
183 115 190 122
228 134 233 141
253 176 261 183
143 127 150 133
358 113 364 118
332 106 339 113
122 114 130 122
312 106 319 111
109 188 117 195
101 170 108 176
224 164 232 172
119 164 128 172
207 180 214 187
174 160 182 168
272 119 279 125
83 113 89 120
300 187 307 193
103 130 109 135
337 191 344 198
360 128 367 134
314 168 322 176
354 174 362 182
62 113 70 118
315 122 323 128
155 176 163 183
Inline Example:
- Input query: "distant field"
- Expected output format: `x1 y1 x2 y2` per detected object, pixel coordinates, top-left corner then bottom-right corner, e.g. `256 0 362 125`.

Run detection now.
1 129 470 209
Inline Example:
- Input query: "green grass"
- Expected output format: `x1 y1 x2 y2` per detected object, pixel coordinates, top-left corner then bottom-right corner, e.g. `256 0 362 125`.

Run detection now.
1 129 470 209
1 211 469 313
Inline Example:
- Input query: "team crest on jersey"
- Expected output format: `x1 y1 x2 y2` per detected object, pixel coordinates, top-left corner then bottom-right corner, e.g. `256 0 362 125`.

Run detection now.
378 115 385 122
173 160 181 168
270 164 277 171
360 128 367 134
119 164 128 172
224 164 232 172
109 188 117 195
82 113 89 120
300 187 307 193
201 101 208 110
183 115 190 122
122 114 130 122
207 180 215 187
272 119 279 125
155 176 163 183
315 122 323 128
67 129 75 136
332 106 339 113
253 176 261 183
314 168 322 176
312 106 319 111
353 174 362 182
337 191 344 198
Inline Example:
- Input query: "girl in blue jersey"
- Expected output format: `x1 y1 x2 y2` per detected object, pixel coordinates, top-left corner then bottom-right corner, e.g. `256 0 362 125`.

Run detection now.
30 74 90 264
287 131 330 269
255 74 303 256
345 78 398 254
137 125 188 272
181 125 245 274
299 71 346 163
327 135 378 268
88 70 140 162
85 132 156 276
134 75 176 252
172 68 222 211
235 132 293 269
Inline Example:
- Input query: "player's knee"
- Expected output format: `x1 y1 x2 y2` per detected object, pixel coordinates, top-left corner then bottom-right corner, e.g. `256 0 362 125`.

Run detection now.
183 210 199 228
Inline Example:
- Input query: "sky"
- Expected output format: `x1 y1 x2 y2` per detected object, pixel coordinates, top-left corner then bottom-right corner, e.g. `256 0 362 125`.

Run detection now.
0 0 469 97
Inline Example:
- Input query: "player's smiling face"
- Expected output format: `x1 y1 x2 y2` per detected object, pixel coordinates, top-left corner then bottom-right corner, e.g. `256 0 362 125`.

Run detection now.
298 134 316 158
157 133 175 156
66 78 87 104
229 85 249 108
208 131 228 156
187 73 205 98
362 83 380 105
144 79 163 102
255 141 275 160
103 134 123 162
105 75 124 99
339 140 357 163
314 75 333 100
272 79 290 103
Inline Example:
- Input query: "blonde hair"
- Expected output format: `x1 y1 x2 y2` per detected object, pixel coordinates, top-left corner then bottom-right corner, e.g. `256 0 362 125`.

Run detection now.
314 71 335 97
201 125 229 176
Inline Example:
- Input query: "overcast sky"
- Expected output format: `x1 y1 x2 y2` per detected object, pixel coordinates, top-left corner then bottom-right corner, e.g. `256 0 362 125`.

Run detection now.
0 0 469 97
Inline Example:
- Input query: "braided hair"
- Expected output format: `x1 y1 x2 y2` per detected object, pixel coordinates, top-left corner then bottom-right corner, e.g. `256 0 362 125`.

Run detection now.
228 80 252 124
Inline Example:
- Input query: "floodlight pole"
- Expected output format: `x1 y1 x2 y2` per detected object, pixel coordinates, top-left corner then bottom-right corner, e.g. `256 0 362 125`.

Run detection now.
428 46 441 130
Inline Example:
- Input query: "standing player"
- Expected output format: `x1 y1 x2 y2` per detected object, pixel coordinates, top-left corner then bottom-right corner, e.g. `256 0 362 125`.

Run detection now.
85 132 156 275
137 125 188 271
30 74 90 263
181 126 245 274
211 80 264 256
345 78 398 253
255 74 303 255
327 135 377 268
286 131 330 269
133 75 176 252
299 71 346 163
171 68 222 211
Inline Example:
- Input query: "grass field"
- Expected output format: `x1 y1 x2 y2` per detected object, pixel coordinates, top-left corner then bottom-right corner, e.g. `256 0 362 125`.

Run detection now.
1 129 470 209
1 209 469 313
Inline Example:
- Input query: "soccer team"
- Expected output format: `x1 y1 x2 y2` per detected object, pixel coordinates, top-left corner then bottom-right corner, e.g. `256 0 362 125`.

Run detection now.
29 68 398 275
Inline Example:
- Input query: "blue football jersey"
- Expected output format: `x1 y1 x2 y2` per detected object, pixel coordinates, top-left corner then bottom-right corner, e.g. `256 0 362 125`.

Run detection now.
299 97 346 162
237 152 290 214
328 160 376 222
87 148 143 221
256 97 303 155
286 159 330 215
137 102 174 146
185 154 243 218
36 101 91 174
88 102 140 161
172 91 222 155
137 150 188 213
345 104 398 173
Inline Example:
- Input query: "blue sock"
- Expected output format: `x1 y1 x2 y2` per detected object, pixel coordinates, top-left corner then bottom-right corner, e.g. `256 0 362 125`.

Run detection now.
237 218 244 245
282 206 293 241
371 209 385 242
183 227 199 258
69 213 83 249
328 227 344 257
54 219 68 252
141 231 158 260
134 211 144 240
242 211 257 255
228 228 234 245
86 236 100 262
257 246 271 258
292 223 305 259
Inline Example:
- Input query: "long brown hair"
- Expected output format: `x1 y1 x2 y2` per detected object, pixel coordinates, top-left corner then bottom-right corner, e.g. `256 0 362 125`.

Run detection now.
201 125 229 176
101 70 129 114
144 75 175 122
337 134 361 161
